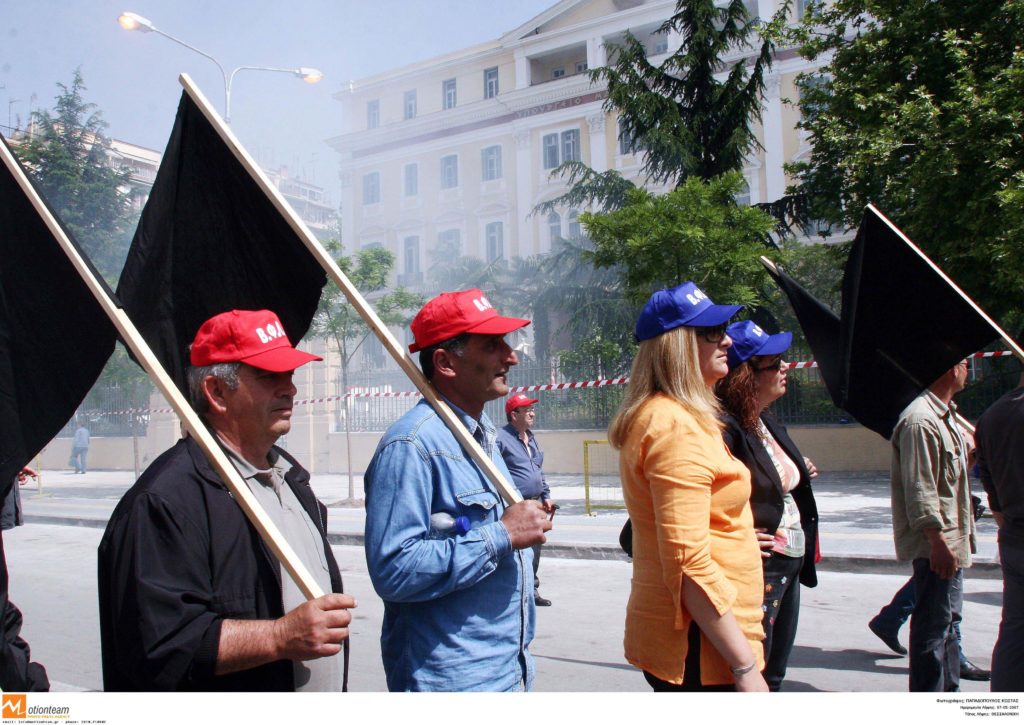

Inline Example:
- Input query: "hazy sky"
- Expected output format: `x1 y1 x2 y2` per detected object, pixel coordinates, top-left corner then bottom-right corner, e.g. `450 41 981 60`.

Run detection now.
1 0 557 205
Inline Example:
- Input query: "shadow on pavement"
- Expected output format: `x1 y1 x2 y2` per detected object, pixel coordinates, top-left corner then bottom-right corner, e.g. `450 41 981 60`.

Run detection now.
774 679 824 692
532 654 637 671
965 590 1002 607
790 644 907 675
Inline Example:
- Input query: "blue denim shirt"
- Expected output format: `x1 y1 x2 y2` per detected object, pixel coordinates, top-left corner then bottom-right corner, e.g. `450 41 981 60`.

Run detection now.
364 399 535 692
495 424 549 500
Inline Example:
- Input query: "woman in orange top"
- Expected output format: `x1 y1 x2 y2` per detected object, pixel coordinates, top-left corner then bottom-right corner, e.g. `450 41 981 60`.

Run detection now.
610 282 766 692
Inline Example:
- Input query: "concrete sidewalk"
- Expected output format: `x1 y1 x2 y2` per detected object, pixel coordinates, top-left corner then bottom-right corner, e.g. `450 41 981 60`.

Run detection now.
17 467 1001 573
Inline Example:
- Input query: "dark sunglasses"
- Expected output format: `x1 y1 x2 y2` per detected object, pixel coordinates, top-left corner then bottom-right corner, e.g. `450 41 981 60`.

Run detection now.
752 356 784 373
695 324 728 343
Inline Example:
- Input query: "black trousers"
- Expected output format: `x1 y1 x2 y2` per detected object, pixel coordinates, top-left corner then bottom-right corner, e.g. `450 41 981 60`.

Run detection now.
642 623 737 692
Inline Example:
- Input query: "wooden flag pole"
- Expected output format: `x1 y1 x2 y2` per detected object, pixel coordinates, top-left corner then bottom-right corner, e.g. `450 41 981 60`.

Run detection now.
759 256 779 275
0 138 324 601
177 73 523 506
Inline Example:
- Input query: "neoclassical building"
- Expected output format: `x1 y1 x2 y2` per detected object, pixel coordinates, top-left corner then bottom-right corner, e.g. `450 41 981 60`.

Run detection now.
329 0 824 347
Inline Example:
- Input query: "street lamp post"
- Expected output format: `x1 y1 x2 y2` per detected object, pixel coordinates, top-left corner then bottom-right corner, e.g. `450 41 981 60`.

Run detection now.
117 11 323 124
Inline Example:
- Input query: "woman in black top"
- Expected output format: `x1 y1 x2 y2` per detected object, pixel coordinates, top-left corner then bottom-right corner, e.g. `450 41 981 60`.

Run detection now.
715 320 820 692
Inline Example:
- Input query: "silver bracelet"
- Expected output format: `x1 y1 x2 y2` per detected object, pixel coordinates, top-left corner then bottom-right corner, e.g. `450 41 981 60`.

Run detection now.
730 661 757 676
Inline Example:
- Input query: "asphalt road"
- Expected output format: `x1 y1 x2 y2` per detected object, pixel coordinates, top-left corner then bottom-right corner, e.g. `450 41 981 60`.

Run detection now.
3 523 1002 694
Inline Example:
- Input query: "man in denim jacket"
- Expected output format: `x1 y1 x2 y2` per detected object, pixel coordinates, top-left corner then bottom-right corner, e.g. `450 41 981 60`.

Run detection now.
364 289 552 691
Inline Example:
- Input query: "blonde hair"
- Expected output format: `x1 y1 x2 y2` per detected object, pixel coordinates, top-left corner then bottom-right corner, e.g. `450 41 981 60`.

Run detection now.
608 326 722 448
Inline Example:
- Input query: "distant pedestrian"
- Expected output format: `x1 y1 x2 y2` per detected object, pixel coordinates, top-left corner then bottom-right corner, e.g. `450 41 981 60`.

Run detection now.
497 393 556 607
69 424 89 474
974 367 1024 692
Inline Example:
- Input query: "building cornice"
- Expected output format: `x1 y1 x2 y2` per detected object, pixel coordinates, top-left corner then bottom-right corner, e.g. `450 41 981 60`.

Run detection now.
330 75 609 158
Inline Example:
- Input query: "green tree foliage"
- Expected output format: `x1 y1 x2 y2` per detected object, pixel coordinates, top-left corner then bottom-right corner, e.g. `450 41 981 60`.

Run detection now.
790 0 1024 330
14 69 133 282
525 0 800 368
603 0 785 185
14 70 150 427
311 243 425 372
582 173 777 307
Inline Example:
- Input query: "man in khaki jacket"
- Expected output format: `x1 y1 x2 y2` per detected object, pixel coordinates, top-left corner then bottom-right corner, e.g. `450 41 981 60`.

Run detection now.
890 360 976 692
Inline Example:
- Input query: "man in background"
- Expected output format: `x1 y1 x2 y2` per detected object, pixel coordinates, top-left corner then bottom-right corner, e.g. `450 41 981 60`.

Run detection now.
497 393 556 606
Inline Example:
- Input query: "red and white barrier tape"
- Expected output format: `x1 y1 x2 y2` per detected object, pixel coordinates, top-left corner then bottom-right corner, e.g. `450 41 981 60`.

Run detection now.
93 350 1016 415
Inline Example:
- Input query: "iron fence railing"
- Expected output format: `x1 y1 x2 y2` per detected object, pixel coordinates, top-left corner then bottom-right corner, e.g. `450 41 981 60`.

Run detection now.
56 382 154 438
335 350 1021 432
68 351 1021 437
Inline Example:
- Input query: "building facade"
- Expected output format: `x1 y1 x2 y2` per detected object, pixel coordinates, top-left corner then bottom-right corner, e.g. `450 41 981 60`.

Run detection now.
264 165 339 240
329 0 826 301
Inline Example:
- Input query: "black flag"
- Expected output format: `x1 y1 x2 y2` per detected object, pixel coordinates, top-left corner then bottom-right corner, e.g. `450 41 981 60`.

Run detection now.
764 264 843 400
1 134 119 691
838 208 1000 436
769 206 1001 439
0 135 117 489
116 92 327 394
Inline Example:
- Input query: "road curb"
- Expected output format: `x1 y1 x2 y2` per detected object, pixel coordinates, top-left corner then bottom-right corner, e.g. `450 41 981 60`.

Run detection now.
25 514 1003 577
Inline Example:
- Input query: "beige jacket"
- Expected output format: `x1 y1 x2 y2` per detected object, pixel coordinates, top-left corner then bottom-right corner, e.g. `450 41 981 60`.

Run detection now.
890 391 977 565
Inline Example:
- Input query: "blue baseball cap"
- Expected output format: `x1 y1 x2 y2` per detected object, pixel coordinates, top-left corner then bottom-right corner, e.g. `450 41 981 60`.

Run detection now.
635 281 743 342
725 320 792 369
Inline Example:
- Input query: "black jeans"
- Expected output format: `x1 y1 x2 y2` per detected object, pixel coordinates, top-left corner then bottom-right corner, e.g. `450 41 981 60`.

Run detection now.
909 559 961 692
761 553 803 692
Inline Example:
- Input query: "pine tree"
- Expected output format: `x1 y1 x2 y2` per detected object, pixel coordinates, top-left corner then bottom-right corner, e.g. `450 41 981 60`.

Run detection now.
14 69 133 281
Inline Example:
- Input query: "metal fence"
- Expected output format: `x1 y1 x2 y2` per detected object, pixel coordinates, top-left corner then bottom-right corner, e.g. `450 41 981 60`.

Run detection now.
55 383 154 438
582 439 624 515
66 350 1021 437
340 360 629 432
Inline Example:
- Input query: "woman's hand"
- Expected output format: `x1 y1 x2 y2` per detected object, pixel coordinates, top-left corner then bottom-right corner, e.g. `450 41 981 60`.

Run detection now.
754 528 774 559
803 457 819 479
734 667 769 692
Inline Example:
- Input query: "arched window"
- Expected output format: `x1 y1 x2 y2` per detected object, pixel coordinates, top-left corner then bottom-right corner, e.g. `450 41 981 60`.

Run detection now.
568 209 581 239
547 212 561 243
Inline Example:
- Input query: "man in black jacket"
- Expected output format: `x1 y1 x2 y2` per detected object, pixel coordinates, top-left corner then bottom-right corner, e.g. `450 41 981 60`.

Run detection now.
98 310 355 691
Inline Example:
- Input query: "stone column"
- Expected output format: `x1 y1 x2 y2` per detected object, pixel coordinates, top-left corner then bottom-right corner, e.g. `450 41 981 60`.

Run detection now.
339 168 355 252
586 112 608 174
756 0 776 21
514 128 537 254
515 52 531 90
761 74 786 203
586 36 607 70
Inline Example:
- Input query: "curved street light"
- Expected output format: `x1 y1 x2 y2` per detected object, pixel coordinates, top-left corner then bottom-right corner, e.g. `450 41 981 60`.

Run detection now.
117 11 323 124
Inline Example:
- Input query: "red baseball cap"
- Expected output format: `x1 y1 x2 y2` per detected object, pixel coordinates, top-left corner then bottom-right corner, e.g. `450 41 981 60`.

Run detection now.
505 393 539 415
409 288 529 353
190 310 322 372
